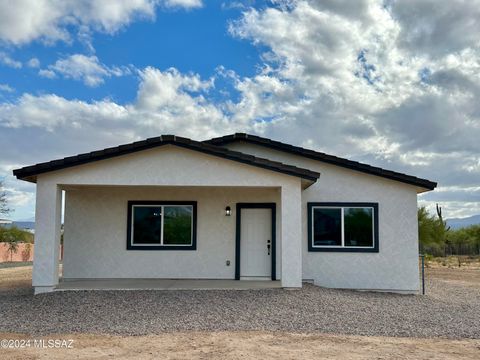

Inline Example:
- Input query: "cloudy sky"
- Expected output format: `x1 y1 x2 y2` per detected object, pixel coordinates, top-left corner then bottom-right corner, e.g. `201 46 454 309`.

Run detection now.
0 0 479 221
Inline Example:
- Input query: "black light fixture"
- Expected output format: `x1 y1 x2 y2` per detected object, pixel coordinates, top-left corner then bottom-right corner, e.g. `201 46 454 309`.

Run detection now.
225 206 231 216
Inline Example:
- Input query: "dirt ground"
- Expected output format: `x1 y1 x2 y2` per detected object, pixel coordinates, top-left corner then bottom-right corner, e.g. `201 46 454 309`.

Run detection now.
426 267 480 288
1 331 479 360
0 265 32 290
1 265 479 359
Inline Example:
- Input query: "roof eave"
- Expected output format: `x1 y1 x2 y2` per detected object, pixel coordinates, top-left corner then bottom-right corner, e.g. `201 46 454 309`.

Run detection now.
12 137 320 185
205 133 437 192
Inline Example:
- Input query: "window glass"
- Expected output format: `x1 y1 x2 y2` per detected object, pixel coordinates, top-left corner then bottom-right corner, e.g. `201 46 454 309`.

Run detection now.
344 208 373 247
132 206 162 244
163 206 193 245
313 208 342 246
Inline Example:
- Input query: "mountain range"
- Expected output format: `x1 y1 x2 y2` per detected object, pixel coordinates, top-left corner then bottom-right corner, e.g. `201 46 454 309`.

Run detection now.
446 215 480 229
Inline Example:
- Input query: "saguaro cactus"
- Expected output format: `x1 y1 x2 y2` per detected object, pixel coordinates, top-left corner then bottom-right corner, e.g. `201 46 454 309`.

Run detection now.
436 203 451 256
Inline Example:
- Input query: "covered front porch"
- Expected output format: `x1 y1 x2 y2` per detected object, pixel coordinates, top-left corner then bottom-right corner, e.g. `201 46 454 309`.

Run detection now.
22 140 317 294
34 182 304 294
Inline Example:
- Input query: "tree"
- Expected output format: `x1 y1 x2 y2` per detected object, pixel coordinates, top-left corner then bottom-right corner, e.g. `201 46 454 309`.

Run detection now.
449 225 480 256
418 205 450 256
0 226 28 262
0 180 10 216
467 225 480 255
418 207 441 253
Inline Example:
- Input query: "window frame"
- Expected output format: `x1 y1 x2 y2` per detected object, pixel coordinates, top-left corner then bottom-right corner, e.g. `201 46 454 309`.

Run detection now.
127 201 197 250
307 202 379 253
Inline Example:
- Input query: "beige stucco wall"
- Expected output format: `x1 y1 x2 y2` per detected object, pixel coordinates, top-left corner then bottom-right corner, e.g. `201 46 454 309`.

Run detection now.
226 141 421 292
36 145 301 188
33 145 303 289
63 186 281 279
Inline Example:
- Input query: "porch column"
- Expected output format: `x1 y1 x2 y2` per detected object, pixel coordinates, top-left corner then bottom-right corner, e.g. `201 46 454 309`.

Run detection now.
280 182 302 288
32 181 62 294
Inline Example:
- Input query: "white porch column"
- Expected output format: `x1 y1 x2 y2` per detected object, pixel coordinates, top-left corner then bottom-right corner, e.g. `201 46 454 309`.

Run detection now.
280 182 302 288
33 181 62 294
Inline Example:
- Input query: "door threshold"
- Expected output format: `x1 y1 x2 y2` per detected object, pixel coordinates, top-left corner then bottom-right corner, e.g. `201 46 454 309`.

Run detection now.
240 276 272 281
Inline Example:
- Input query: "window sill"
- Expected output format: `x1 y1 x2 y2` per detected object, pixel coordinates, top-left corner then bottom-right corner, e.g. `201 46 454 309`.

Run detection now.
127 244 197 251
308 246 378 253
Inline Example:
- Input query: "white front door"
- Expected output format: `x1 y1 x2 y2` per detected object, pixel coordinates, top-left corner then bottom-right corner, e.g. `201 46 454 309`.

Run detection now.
240 208 272 279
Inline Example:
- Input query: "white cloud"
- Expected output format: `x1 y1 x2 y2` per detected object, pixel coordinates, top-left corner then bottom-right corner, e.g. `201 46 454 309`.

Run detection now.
164 0 203 8
38 69 56 79
0 84 14 93
39 54 131 86
3 185 34 208
27 57 40 68
0 0 204 46
0 52 22 68
136 67 214 109
0 66 228 138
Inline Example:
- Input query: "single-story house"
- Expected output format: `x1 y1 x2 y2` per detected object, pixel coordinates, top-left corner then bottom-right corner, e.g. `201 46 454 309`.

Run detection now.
0 218 13 226
13 133 436 294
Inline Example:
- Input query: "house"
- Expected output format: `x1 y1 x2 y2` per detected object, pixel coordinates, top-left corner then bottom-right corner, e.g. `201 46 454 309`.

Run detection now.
13 133 436 294
0 219 13 227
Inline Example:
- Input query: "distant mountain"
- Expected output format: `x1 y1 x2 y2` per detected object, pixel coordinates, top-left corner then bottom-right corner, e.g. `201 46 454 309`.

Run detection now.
446 215 480 229
13 221 35 230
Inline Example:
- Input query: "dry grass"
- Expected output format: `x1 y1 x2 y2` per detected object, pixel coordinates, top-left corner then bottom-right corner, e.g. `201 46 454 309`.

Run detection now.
0 265 32 290
425 255 480 269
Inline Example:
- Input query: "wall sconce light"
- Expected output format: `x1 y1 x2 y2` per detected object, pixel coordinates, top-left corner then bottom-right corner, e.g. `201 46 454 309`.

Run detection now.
225 206 231 216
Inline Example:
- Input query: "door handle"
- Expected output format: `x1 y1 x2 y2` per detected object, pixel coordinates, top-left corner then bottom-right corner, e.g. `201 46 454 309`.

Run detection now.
267 240 271 255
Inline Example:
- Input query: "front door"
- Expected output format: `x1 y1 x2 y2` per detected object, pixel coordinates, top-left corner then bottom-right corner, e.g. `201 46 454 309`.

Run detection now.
238 206 274 280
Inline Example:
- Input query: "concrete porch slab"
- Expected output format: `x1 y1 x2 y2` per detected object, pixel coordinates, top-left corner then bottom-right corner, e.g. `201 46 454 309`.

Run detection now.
56 279 282 291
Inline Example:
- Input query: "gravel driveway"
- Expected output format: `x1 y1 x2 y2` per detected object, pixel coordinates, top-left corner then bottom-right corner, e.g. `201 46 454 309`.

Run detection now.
0 269 479 339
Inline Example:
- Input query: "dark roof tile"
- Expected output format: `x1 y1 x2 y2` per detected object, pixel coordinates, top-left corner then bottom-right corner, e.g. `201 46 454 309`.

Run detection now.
205 133 436 190
13 135 320 184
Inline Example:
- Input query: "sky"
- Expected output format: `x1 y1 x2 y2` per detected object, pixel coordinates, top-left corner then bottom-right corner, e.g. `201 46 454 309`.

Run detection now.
0 0 479 221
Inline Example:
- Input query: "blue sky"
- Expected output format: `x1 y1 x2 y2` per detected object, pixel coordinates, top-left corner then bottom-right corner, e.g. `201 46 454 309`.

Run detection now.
1 0 480 221
0 2 261 104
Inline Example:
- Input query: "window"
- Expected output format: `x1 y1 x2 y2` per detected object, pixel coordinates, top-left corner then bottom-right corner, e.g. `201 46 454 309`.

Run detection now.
127 201 197 250
308 202 378 252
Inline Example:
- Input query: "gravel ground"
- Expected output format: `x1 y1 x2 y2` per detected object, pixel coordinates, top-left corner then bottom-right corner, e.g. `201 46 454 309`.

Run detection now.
0 272 479 339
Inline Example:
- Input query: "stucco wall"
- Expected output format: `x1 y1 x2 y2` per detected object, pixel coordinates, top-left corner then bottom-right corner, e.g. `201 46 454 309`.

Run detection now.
45 145 304 281
226 141 421 292
63 186 281 279
37 145 301 188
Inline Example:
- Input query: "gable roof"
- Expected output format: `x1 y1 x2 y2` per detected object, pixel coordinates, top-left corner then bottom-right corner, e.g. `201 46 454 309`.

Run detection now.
205 133 437 191
13 135 320 185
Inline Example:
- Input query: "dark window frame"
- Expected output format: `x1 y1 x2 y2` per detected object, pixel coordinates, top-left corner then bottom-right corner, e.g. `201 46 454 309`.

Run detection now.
127 201 197 250
307 202 379 253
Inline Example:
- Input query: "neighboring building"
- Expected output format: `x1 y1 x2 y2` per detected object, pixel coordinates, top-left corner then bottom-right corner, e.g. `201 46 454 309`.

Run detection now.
13 133 436 294
0 219 35 233
0 219 13 227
